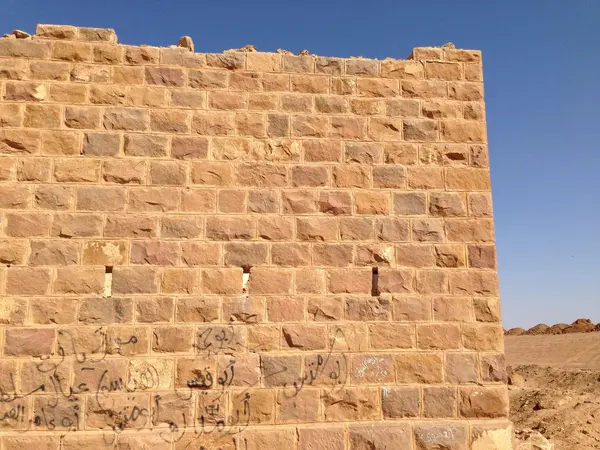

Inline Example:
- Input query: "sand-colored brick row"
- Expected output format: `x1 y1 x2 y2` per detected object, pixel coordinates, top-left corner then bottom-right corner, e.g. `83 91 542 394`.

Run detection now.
0 23 511 449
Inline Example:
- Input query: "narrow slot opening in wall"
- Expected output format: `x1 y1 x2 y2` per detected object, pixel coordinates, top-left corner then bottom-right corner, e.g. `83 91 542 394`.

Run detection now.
242 266 251 295
371 267 379 297
104 266 113 298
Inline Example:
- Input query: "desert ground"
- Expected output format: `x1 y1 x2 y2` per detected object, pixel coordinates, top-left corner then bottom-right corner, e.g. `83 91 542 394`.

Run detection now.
505 320 600 449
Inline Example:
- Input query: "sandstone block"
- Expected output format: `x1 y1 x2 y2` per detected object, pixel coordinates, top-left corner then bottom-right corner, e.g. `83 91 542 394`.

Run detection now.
34 185 74 210
7 212 52 237
24 104 61 128
462 324 503 351
402 79 447 98
350 424 412 450
381 59 424 78
247 53 281 72
78 297 133 324
28 240 78 265
357 77 399 97
112 267 159 294
423 386 458 418
162 268 199 294
43 130 80 156
136 296 174 323
0 185 30 208
206 52 245 70
176 297 219 323
375 217 410 242
317 192 349 216
103 107 149 131
351 353 395 384
433 296 473 322
282 191 318 214
345 142 383 164
83 132 120 156
257 217 294 241
298 427 346 450
368 323 415 349
418 323 462 350
54 267 104 294
202 268 242 294
442 120 486 143
446 352 479 384
306 296 342 321
0 39 51 59
382 386 420 417
346 59 378 76
395 353 443 383
351 98 384 115
5 82 47 102
4 328 55 356
414 424 468 450
52 213 103 237
0 103 23 127
296 217 338 241
459 386 509 418
237 429 296 450
355 191 390 215
272 243 310 266
322 388 379 420
340 217 373 240
332 165 370 188
328 269 371 294
296 268 326 294
282 94 313 113
333 76 357 95
393 296 432 321
249 268 292 294
426 61 463 80
331 116 365 139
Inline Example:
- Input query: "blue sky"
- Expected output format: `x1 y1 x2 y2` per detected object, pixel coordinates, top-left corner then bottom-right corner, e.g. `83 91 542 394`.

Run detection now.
2 1 599 329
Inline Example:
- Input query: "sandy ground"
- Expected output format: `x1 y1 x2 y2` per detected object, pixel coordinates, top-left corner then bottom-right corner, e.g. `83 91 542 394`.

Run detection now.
505 333 600 369
505 334 600 449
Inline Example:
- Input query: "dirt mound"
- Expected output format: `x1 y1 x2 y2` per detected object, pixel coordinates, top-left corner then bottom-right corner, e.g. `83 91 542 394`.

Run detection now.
547 323 569 334
563 318 596 334
506 318 599 336
506 327 526 336
508 364 600 449
527 323 551 335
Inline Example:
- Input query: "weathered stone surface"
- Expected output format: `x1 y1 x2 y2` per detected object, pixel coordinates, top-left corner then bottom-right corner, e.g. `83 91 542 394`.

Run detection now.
0 35 507 445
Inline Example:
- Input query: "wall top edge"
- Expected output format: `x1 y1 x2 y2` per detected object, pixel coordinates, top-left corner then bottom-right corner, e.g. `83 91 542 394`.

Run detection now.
1 24 482 64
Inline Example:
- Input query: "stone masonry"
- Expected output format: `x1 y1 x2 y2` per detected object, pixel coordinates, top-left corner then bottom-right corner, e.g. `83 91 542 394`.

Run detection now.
0 24 512 449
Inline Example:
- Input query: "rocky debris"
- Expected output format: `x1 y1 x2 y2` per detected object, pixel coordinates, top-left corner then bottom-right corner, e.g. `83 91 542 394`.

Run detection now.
514 429 554 449
177 36 194 52
298 49 309 56
12 30 31 39
508 372 525 387
276 48 293 55
442 42 456 49
2 30 32 39
509 364 600 449
225 44 257 53
506 318 600 336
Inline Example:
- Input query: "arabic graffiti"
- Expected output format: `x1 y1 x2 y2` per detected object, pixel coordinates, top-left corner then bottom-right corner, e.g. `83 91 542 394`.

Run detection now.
0 325 351 447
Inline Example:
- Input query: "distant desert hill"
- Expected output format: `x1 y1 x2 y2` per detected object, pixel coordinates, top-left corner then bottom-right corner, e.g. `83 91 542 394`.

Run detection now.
504 318 600 336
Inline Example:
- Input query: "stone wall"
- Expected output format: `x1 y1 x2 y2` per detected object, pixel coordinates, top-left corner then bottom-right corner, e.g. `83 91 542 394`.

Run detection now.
0 24 512 449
